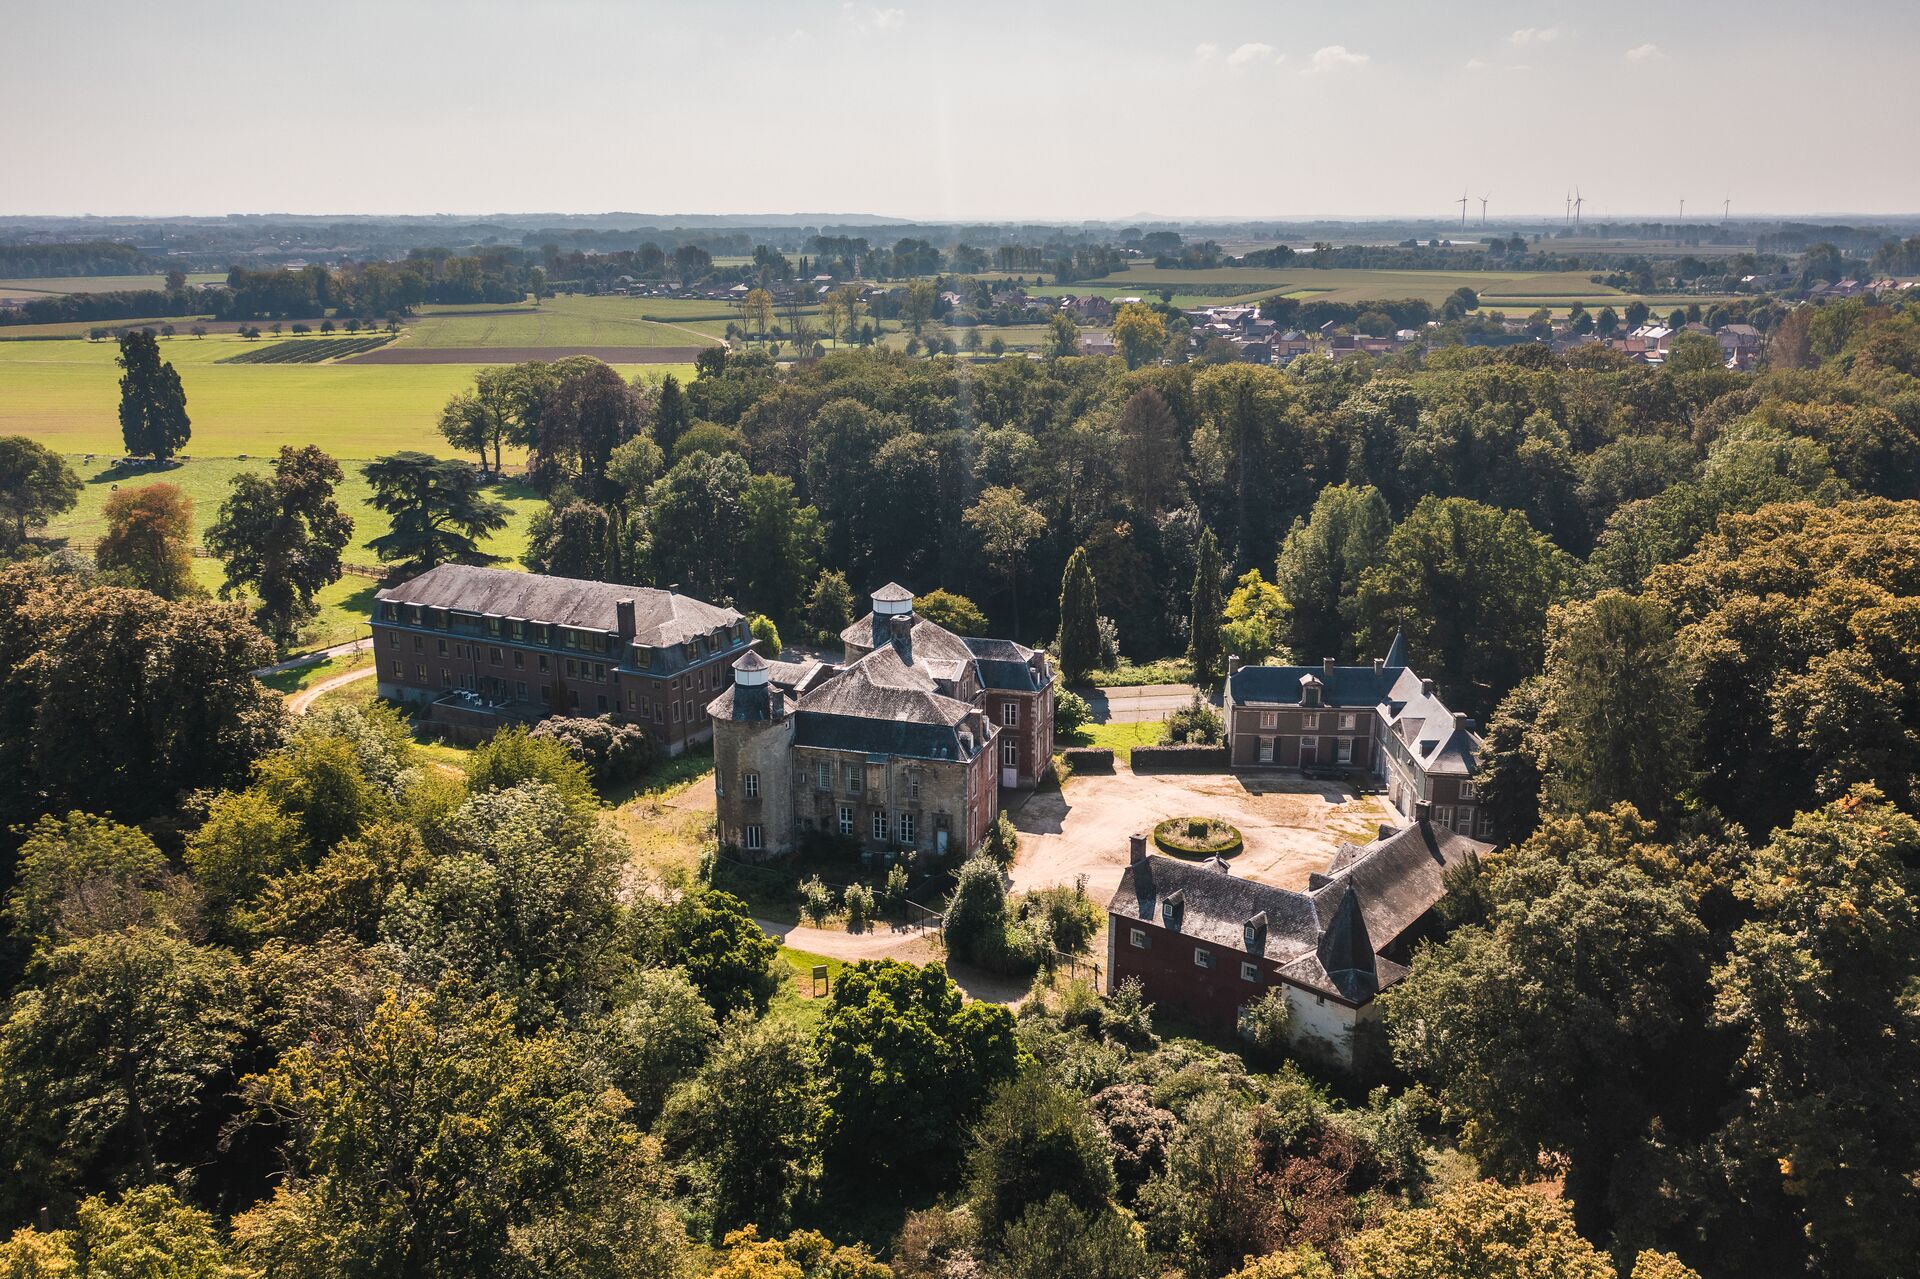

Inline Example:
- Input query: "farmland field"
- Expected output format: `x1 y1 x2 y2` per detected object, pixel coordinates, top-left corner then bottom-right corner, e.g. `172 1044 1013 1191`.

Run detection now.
398 295 722 349
0 271 226 298
0 335 694 457
35 457 547 651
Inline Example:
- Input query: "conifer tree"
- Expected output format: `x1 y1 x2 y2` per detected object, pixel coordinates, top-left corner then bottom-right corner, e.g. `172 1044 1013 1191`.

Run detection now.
1188 526 1224 681
1056 546 1102 683
116 331 191 460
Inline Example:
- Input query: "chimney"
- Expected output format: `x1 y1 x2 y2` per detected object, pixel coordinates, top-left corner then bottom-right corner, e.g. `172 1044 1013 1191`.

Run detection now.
889 613 914 662
1421 678 1435 697
616 598 636 640
1415 799 1432 825
1129 832 1148 864
769 688 786 719
1323 657 1336 678
1453 711 1468 733
1226 655 1242 677
1373 657 1385 674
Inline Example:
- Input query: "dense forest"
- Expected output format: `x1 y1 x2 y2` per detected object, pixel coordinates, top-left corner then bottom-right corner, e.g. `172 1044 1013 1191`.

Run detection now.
4 292 1920 1277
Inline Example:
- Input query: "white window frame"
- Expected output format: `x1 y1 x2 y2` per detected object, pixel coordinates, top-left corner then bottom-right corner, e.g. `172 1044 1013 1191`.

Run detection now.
1301 712 1320 730
1129 927 1149 949
871 811 887 841
1435 805 1454 828
1002 701 1019 726
817 761 831 790
1002 740 1019 767
899 812 916 843
1240 961 1261 983
1460 780 1479 801
743 771 759 799
838 806 854 836
1336 737 1354 764
1259 711 1278 729
1193 947 1216 970
1338 712 1357 730
846 765 862 793
744 824 763 851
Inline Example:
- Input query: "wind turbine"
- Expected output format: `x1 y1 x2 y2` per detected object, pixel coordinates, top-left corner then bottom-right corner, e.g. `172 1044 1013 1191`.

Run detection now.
1573 186 1584 230
1479 193 1490 226
1564 190 1572 225
1456 189 1468 228
1679 197 1685 223
1723 194 1731 223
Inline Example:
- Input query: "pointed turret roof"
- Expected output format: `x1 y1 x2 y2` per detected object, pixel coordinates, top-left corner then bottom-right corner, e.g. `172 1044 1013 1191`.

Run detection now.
1316 884 1380 1003
1383 625 1408 669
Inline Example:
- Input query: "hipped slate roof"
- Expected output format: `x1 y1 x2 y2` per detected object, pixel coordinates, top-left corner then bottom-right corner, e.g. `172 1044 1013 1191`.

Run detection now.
1109 814 1488 1005
378 564 740 647
1230 663 1397 708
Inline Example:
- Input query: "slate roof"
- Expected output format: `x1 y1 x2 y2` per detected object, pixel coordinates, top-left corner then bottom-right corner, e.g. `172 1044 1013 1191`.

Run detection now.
793 711 981 762
964 636 1050 692
1229 663 1397 708
377 564 741 647
1379 669 1481 777
1109 814 1484 1005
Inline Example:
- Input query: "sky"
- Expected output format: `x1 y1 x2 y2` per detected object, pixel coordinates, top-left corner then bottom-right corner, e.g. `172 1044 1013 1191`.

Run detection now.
7 0 1918 222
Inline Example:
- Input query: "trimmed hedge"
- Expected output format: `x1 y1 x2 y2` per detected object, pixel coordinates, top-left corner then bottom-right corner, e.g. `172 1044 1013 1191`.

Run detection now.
1130 744 1229 772
1059 746 1114 773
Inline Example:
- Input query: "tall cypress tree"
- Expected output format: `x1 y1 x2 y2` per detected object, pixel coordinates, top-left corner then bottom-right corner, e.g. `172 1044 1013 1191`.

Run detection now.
1188 526 1224 682
116 331 192 460
1056 545 1102 683
653 374 691 453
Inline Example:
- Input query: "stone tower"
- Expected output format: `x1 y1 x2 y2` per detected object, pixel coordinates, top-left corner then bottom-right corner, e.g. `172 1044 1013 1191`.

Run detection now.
710 649 795 858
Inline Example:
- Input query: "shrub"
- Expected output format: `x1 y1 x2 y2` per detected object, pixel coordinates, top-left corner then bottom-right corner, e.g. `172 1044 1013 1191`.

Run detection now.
981 811 1019 869
1166 692 1225 745
1053 688 1092 737
1152 816 1243 858
748 613 783 658
467 726 596 808
1014 880 1101 957
528 713 658 788
944 855 1009 966
844 881 875 931
882 862 910 914
1096 616 1121 669
1237 987 1293 1068
800 875 835 925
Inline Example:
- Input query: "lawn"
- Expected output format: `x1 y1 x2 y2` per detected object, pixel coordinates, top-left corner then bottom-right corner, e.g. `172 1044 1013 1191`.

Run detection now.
1057 720 1167 762
765 946 849 1033
257 647 373 695
34 455 545 652
1083 658 1196 687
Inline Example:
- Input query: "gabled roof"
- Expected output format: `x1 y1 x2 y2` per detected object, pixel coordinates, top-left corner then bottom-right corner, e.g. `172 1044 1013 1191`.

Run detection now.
1229 663 1396 708
377 564 741 648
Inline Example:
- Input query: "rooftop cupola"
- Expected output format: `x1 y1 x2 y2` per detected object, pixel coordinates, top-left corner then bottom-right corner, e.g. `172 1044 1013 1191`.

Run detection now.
732 649 770 686
727 650 770 720
1299 671 1323 708
871 582 914 648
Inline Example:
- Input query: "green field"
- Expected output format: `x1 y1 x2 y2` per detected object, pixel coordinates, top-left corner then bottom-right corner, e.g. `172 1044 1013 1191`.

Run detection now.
0 336 694 458
34 454 546 651
399 295 722 349
0 272 226 298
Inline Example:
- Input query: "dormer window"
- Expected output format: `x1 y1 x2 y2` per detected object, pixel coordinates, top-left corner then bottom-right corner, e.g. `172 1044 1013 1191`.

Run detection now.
1243 910 1268 953
1161 889 1185 931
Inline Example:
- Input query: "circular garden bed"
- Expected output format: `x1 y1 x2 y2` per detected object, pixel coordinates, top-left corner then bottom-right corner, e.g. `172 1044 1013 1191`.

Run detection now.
1152 816 1244 859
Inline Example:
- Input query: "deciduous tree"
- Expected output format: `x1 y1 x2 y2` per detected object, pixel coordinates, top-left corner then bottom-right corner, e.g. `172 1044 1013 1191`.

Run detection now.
95 481 196 598
115 331 191 459
205 445 353 645
0 435 81 549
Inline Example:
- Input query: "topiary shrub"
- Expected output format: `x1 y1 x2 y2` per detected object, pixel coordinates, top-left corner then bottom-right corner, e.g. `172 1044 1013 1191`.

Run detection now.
529 714 657 788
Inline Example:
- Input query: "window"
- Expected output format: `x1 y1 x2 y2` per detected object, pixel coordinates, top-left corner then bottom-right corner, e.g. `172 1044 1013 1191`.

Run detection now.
515 680 527 700
538 654 549 673
743 772 759 799
846 766 862 793
672 702 681 722
908 773 920 800
1240 961 1261 983
596 694 609 712
510 620 523 639
392 660 404 678
441 669 453 687
1301 712 1320 730
839 806 854 835
489 646 503 666
899 812 916 843
1002 702 1019 726
1129 927 1149 949
1002 740 1019 768
1434 805 1454 828
1336 737 1353 764
512 651 523 670
594 663 606 683
1460 781 1479 801
387 631 398 648
1193 947 1216 970
1338 712 1357 730
872 811 887 841
487 617 501 636
414 663 426 680
437 638 447 657
817 762 831 790
1259 711 1278 729
412 635 423 652
744 824 763 851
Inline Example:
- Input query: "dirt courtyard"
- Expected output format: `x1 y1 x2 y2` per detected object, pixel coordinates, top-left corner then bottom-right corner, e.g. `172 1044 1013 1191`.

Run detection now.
1007 765 1398 903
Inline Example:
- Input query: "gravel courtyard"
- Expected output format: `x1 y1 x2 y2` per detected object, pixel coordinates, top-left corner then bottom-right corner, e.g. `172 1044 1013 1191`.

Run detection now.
1007 764 1398 903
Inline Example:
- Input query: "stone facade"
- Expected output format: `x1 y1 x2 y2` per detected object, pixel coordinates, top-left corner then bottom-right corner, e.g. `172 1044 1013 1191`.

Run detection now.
711 584 1052 860
1223 629 1491 840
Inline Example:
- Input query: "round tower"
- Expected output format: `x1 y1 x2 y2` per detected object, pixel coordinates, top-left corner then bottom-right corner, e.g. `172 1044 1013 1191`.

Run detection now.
711 650 794 859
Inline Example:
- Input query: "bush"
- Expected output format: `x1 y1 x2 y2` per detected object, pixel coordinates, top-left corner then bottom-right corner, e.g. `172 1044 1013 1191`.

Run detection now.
882 862 910 915
467 726 597 808
1053 688 1092 737
844 881 875 931
529 714 660 786
944 855 1010 967
1096 616 1121 669
748 613 783 658
800 875 835 925
1165 692 1225 745
1152 816 1243 859
1013 880 1101 957
1237 987 1293 1068
981 811 1019 869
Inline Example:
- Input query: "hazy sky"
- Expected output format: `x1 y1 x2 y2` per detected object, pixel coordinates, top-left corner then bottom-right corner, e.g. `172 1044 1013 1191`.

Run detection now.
8 0 1917 221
